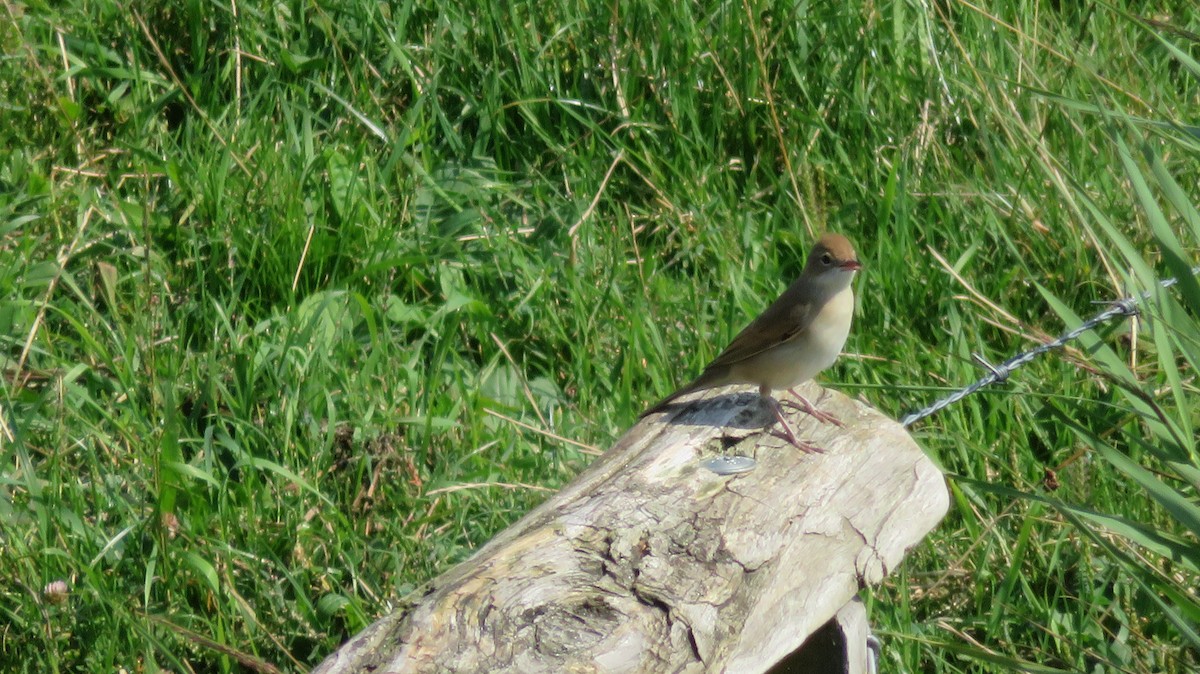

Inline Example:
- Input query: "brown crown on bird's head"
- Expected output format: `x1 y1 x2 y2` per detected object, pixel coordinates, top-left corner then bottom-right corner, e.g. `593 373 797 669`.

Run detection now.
805 233 862 274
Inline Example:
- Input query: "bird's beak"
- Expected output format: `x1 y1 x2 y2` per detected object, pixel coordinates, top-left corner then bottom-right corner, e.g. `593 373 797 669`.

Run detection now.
841 260 863 271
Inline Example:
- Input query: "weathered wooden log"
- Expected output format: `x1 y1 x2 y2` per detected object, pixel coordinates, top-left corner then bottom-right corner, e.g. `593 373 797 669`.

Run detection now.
770 596 873 674
313 382 948 673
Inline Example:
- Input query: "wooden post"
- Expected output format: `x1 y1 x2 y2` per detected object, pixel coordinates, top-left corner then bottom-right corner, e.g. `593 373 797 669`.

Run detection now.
314 382 948 673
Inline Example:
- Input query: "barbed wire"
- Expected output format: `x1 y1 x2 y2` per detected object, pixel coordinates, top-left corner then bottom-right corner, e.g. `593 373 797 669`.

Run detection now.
900 266 1200 428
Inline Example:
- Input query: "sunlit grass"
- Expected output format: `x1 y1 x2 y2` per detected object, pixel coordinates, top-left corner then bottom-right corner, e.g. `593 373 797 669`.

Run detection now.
1 0 1198 671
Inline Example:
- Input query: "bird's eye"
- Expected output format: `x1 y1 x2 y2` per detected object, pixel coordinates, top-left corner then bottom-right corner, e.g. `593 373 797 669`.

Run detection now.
820 253 833 265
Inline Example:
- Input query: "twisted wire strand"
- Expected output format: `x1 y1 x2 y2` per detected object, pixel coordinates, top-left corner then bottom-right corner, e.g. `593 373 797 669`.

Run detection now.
899 266 1200 428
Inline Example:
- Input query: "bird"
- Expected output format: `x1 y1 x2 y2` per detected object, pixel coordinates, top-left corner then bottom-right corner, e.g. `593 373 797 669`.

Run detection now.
642 233 861 450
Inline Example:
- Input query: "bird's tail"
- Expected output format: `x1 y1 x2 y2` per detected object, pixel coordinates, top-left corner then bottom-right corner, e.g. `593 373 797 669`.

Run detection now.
639 367 730 418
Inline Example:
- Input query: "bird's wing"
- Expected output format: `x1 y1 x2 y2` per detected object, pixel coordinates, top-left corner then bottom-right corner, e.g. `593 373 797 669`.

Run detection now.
704 288 816 369
640 284 817 416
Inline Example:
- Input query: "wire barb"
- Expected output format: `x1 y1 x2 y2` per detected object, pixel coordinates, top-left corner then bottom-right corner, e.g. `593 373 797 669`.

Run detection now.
1093 297 1140 318
971 353 1011 382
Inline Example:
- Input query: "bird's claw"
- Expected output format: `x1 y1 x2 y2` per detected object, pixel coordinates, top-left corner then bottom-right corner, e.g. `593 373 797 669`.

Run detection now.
767 396 826 453
783 389 844 427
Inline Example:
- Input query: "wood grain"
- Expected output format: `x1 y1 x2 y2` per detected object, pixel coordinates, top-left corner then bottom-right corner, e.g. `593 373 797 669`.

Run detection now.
314 382 948 674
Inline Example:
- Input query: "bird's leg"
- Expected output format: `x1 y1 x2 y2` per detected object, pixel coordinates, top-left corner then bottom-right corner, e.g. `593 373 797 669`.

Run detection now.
761 390 823 453
782 388 844 427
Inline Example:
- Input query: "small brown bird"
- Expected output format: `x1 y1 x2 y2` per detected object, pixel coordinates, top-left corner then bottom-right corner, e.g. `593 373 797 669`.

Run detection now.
642 233 861 449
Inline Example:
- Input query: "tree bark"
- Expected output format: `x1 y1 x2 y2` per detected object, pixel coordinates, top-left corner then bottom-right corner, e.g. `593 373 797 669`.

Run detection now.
314 382 948 673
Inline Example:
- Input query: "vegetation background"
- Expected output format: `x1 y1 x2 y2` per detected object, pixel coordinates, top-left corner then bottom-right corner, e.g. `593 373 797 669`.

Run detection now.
2 0 1198 671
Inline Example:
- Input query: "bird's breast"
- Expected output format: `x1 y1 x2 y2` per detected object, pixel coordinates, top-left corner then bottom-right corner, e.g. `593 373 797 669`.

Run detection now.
736 286 855 391
807 286 855 366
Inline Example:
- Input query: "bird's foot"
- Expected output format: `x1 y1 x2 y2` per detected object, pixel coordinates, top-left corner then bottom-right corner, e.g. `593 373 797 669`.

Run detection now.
767 397 825 453
783 389 843 427
768 427 825 453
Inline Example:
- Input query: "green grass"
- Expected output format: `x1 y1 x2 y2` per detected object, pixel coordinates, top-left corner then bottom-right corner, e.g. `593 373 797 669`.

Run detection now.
2 0 1198 671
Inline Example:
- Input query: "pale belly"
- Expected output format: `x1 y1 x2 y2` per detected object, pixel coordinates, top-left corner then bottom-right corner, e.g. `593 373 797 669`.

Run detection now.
730 288 854 392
